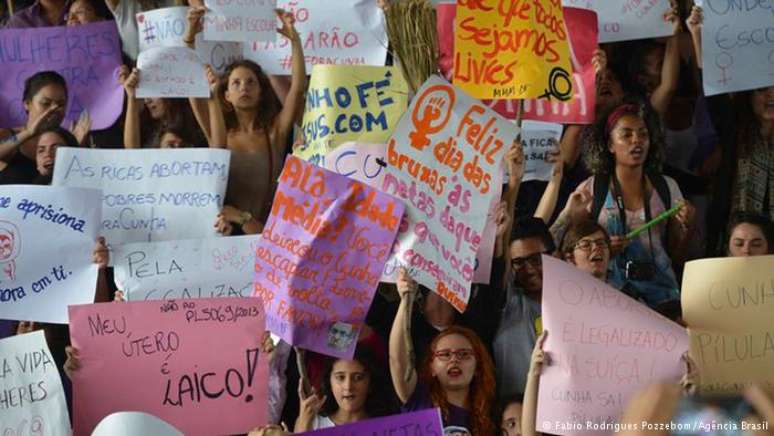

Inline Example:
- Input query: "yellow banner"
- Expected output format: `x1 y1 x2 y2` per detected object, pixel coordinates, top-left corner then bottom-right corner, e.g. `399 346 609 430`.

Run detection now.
453 0 574 100
681 256 774 395
297 65 409 166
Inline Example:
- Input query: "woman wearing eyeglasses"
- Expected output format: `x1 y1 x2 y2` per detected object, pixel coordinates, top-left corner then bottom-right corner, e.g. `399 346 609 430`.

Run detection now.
390 269 497 435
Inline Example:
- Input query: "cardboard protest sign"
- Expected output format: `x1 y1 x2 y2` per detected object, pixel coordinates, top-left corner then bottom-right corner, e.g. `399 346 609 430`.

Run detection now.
204 0 276 42
0 331 71 436
382 76 512 311
113 235 259 301
453 0 574 100
254 156 403 359
300 409 443 435
682 256 774 395
52 148 230 244
0 186 100 323
69 298 269 436
297 65 409 166
521 120 563 182
561 0 673 43
0 21 123 130
243 0 388 75
537 256 688 434
92 412 182 436
700 0 774 96
136 7 243 75
136 46 209 98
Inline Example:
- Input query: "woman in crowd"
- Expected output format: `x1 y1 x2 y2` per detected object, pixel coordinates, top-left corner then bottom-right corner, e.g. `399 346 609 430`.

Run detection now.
32 126 79 184
390 269 497 434
726 212 772 257
183 6 306 227
65 0 111 25
103 0 192 60
294 347 393 431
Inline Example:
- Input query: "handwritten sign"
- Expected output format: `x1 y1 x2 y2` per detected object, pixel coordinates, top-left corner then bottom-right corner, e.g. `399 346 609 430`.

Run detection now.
0 331 70 436
522 120 563 182
0 21 123 130
300 409 443 435
0 186 100 323
298 65 409 166
537 256 688 434
700 0 774 96
69 298 268 436
682 256 774 395
453 0 574 100
113 235 259 301
92 412 182 436
136 7 243 75
561 0 672 43
137 47 209 98
51 148 230 244
382 76 512 311
254 156 403 359
204 0 276 42
243 0 388 75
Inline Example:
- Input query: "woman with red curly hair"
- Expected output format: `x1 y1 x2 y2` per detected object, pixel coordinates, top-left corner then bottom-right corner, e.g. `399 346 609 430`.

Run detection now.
390 269 497 435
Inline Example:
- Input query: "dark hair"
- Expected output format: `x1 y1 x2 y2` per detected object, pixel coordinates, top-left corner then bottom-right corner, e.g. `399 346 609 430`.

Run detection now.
584 100 664 175
37 126 80 148
732 90 766 155
498 393 524 420
319 346 393 418
69 0 112 20
155 120 201 148
510 216 556 252
559 220 610 259
727 212 773 251
219 60 283 131
139 99 206 147
23 71 68 104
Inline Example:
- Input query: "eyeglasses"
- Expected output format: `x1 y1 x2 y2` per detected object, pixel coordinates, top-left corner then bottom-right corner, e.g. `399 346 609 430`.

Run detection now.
510 252 545 271
574 238 609 252
432 348 474 362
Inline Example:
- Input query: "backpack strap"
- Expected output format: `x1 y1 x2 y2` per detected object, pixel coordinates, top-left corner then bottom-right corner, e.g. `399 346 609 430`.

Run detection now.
649 174 672 210
591 174 610 222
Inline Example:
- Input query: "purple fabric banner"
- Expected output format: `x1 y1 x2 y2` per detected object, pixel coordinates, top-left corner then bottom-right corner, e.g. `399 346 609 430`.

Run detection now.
299 409 443 435
0 21 124 130
254 156 404 359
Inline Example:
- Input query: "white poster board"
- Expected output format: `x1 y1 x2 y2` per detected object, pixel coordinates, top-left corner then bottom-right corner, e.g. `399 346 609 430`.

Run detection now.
521 120 563 182
562 0 673 43
136 46 209 98
204 0 277 42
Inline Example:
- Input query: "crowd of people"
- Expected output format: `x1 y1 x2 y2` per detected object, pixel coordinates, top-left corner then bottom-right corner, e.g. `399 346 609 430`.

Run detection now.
1 0 773 435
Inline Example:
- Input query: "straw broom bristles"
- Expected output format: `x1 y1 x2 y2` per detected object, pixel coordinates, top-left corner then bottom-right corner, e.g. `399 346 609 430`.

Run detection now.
384 0 439 94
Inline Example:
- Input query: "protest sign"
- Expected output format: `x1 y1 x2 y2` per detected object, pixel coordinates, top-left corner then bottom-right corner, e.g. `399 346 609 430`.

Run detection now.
521 121 563 182
453 0 574 100
92 412 182 436
0 331 70 436
137 46 209 98
297 65 409 166
561 0 673 43
0 186 100 323
136 7 243 74
204 0 276 42
682 256 774 395
254 156 403 359
113 235 259 301
700 0 774 96
300 409 443 435
52 148 230 244
537 256 688 434
0 21 123 130
381 76 512 311
69 298 268 436
242 0 388 75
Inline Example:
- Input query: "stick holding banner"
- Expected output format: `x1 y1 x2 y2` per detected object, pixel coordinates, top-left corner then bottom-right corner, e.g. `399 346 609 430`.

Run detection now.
625 202 683 240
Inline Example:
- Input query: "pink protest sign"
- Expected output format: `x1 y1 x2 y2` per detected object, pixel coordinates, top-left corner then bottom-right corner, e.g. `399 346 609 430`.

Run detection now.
254 156 403 359
68 298 268 436
537 256 688 434
0 22 124 130
300 409 443 435
437 5 598 124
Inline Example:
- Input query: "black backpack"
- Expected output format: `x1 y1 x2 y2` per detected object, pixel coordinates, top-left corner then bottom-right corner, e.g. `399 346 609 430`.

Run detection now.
591 173 672 235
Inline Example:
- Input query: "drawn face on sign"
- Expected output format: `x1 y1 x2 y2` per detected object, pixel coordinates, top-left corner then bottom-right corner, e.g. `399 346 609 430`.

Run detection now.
327 322 356 352
0 222 20 262
751 86 774 123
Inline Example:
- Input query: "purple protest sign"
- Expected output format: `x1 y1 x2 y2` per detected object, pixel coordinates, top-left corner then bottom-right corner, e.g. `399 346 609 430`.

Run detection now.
0 21 124 130
254 156 404 359
299 409 443 435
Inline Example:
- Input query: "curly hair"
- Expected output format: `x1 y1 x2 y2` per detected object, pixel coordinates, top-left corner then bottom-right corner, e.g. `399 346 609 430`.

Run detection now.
319 347 394 418
218 60 283 132
584 100 665 176
420 326 496 435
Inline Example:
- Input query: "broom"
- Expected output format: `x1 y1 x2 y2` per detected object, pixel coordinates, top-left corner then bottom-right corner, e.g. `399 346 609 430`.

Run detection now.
384 0 440 94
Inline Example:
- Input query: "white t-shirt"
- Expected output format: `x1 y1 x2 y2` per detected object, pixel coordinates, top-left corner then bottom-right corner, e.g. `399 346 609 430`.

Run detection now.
108 0 177 60
311 415 335 430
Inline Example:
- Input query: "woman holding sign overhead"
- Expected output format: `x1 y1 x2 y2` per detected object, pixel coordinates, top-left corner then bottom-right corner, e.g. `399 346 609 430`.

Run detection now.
183 5 306 228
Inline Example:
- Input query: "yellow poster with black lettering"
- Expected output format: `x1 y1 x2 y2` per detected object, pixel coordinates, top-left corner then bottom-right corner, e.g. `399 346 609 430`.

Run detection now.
682 256 774 395
453 0 574 101
297 65 409 167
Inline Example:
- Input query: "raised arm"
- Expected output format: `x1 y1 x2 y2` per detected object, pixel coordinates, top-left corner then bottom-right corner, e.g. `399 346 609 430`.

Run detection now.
273 9 306 147
522 331 547 436
685 6 703 68
389 268 418 404
533 148 563 223
204 65 227 148
119 67 142 148
503 140 525 252
183 6 214 142
649 7 681 115
103 0 119 12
